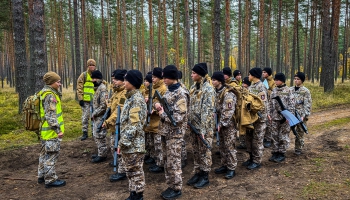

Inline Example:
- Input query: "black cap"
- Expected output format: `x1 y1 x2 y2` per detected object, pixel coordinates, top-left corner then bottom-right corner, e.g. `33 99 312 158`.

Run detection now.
263 67 272 76
211 71 225 85
274 72 286 83
249 68 262 79
114 69 127 81
233 70 242 78
242 76 251 86
152 67 163 79
294 72 305 82
163 65 178 80
192 63 207 77
125 70 143 89
222 67 232 77
91 70 103 79
178 71 182 79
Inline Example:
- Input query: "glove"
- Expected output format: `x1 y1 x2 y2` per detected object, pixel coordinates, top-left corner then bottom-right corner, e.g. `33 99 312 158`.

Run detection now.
79 100 84 107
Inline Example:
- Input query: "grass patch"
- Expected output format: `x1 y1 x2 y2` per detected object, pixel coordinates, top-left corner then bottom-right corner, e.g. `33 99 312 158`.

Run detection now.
283 170 292 177
302 180 349 199
309 117 350 132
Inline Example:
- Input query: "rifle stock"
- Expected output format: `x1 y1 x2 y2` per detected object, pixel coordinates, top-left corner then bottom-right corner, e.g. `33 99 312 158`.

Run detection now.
96 107 111 132
214 110 220 146
113 105 121 172
154 90 177 126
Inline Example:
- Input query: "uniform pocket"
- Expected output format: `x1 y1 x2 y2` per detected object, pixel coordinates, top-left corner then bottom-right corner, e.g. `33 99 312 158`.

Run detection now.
130 107 141 123
45 139 60 153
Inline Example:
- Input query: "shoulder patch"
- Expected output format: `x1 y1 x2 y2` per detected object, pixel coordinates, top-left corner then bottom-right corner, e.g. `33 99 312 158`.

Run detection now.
258 91 267 101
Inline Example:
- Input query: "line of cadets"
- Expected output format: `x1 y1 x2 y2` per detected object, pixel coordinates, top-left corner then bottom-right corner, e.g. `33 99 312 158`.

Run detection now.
77 59 312 200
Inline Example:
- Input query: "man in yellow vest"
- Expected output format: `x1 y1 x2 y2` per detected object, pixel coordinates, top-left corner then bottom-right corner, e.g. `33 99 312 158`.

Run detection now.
37 71 66 188
77 59 96 141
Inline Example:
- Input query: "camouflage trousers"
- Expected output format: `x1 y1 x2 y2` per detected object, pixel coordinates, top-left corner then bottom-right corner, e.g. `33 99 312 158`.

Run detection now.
190 131 213 173
81 101 92 133
38 139 60 184
181 139 187 161
109 133 125 173
123 152 145 193
93 118 107 157
239 133 246 147
271 120 290 153
145 132 156 158
219 126 238 170
154 134 166 166
294 119 307 152
165 138 183 191
245 121 266 163
264 120 273 142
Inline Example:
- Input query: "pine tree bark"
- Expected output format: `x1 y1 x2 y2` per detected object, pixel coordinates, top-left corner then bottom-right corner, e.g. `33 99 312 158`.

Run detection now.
224 0 230 68
258 0 265 68
184 0 193 78
73 0 81 85
291 0 298 85
276 0 282 73
213 0 221 72
148 0 154 68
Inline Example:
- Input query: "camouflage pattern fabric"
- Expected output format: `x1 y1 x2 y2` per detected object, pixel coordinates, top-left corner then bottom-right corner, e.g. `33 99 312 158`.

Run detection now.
154 134 166 166
264 75 276 142
249 80 270 122
189 78 215 173
245 121 266 163
38 139 60 184
294 119 307 152
81 102 91 133
181 140 187 161
165 138 183 191
105 86 126 132
270 120 290 153
145 132 156 158
123 152 145 193
219 126 238 170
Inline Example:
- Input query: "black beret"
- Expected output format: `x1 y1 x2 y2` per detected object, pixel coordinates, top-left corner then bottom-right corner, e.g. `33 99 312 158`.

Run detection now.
222 67 232 76
294 72 305 82
125 70 143 89
233 70 242 78
192 63 207 77
242 76 251 86
274 72 286 83
263 67 272 76
178 71 183 79
211 71 225 85
163 65 178 80
91 70 103 79
152 67 163 79
114 69 127 81
249 68 262 79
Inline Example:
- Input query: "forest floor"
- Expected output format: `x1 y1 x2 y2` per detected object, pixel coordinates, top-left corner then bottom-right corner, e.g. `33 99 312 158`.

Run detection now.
1 106 350 200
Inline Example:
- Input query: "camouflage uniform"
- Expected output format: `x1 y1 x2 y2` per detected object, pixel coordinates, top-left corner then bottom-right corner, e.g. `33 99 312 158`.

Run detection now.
189 78 215 173
247 80 270 163
151 80 167 167
92 82 108 157
180 82 189 162
159 83 188 191
290 86 311 152
215 86 238 170
77 71 93 134
143 85 155 160
264 75 276 143
105 85 127 173
270 85 295 154
38 88 63 184
119 89 147 193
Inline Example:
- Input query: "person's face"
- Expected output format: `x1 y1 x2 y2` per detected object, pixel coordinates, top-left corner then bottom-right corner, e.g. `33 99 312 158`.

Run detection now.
212 79 221 88
235 74 242 81
242 83 249 88
294 77 303 86
152 76 160 84
112 78 124 87
124 80 134 91
248 74 253 82
274 79 283 86
92 78 98 82
223 74 230 80
262 71 269 78
144 80 150 87
88 65 96 72
51 80 61 90
191 71 201 82
163 78 176 86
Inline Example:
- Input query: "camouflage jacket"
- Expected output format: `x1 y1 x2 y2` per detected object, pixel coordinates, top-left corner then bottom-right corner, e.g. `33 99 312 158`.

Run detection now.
270 85 295 121
119 89 147 153
265 75 276 96
189 78 215 136
42 86 62 134
76 69 92 101
215 85 237 128
92 82 108 119
249 80 270 122
159 83 189 139
105 85 127 131
290 85 312 119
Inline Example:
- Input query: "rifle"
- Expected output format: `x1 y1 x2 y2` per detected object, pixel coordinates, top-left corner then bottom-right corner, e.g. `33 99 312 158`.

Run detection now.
272 96 300 139
113 105 121 172
187 121 211 149
153 90 177 126
96 107 111 132
295 110 309 134
214 109 220 146
146 83 153 126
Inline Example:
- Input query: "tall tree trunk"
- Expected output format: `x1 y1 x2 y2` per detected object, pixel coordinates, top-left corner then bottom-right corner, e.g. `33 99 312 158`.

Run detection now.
68 0 76 90
291 0 298 85
237 0 242 71
184 0 193 82
224 0 230 68
74 0 81 86
148 0 154 68
276 0 282 73
343 0 349 82
258 0 265 68
213 0 221 72
12 0 28 112
122 0 128 69
197 0 201 63
81 0 88 65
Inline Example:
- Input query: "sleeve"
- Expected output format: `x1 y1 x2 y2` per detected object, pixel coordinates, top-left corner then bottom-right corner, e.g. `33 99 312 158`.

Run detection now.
119 101 144 147
43 94 61 134
105 95 126 129
303 89 312 118
287 90 296 114
259 86 270 116
76 73 85 101
199 88 215 135
220 92 236 127
160 93 187 124
93 89 108 117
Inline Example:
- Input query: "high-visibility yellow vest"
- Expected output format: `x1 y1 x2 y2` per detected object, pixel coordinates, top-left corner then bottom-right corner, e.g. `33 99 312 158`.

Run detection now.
40 91 64 140
83 72 94 101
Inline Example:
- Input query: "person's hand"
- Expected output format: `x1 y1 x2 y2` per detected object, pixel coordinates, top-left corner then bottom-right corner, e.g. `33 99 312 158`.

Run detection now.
218 126 220 133
268 115 271 122
117 148 120 154
155 103 161 110
158 106 164 115
145 98 149 103
102 122 106 128
79 100 84 107
57 132 64 139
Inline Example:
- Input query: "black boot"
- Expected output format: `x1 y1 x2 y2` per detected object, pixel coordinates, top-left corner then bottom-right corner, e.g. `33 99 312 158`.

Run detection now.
126 191 136 200
274 153 285 163
149 165 164 173
144 157 155 164
194 171 209 189
92 156 107 163
181 160 187 169
91 154 98 159
247 162 261 170
38 177 45 184
214 166 227 174
80 131 88 141
187 173 200 186
237 144 247 149
225 170 235 179
263 140 272 148
45 179 66 188
161 188 182 200
133 192 144 200
109 173 127 182
242 153 253 166
269 152 278 162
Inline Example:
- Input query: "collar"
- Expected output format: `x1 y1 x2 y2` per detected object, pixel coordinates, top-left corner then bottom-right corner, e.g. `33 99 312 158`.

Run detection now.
125 89 138 99
168 83 181 92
